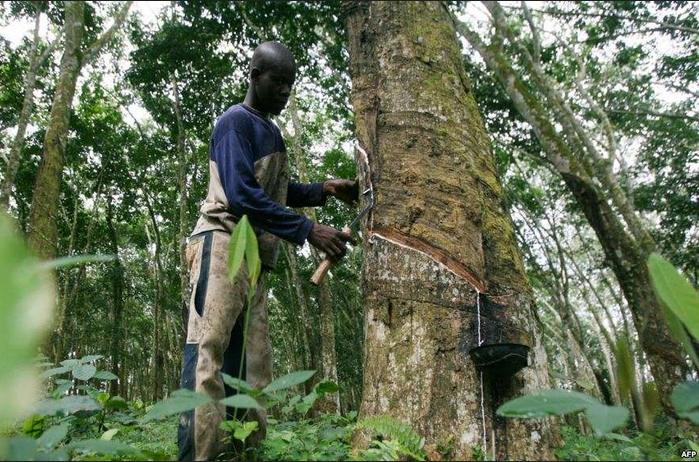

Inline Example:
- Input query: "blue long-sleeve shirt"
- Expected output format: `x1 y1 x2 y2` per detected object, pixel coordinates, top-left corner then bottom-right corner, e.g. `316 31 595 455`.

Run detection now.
191 103 325 267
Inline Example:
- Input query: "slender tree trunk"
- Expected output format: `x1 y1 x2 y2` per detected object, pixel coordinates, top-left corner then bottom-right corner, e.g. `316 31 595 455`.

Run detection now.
27 1 84 259
52 173 104 362
283 244 315 377
317 280 341 413
345 2 558 458
27 0 132 260
0 10 59 210
145 194 165 401
171 73 189 343
106 198 125 396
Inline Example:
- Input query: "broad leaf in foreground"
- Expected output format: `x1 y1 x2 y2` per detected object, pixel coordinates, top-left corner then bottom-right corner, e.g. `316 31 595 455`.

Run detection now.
219 394 262 410
141 389 212 422
263 370 316 394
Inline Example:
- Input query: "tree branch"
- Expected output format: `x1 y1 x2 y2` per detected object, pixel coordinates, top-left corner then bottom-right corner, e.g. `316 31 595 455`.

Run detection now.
82 1 133 65
608 108 699 123
504 4 699 36
520 1 541 64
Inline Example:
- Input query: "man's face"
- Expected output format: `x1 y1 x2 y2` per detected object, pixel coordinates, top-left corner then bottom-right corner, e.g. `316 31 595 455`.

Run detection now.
252 61 296 116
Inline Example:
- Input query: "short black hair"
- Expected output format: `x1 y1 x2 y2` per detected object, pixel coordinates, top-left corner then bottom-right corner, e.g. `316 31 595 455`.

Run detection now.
250 41 296 73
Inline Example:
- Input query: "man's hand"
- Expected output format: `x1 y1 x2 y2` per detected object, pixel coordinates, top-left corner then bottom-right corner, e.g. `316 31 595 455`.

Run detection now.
308 223 356 260
323 179 359 206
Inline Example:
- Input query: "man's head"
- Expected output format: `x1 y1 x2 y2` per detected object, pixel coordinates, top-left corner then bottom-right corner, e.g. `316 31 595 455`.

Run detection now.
248 41 296 116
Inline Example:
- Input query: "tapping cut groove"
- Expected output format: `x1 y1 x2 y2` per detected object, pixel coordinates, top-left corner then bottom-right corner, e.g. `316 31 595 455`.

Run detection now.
370 225 487 293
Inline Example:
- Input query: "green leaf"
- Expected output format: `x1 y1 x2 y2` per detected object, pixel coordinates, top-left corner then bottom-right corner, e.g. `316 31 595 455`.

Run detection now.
263 370 316 394
679 410 699 424
672 381 699 422
221 419 259 443
93 370 118 381
35 396 100 416
641 381 659 419
37 423 69 450
60 359 80 368
39 448 69 461
584 404 629 435
236 421 258 442
219 394 263 410
41 366 71 379
221 373 255 394
104 396 128 410
243 217 261 286
95 392 110 406
648 254 699 340
228 217 248 281
314 380 339 395
80 355 103 363
602 433 633 443
0 215 55 426
614 336 636 400
661 304 699 369
22 414 45 437
40 254 115 270
68 439 142 456
141 389 212 422
3 436 37 461
497 389 599 417
72 364 96 381
100 428 119 441
296 392 318 415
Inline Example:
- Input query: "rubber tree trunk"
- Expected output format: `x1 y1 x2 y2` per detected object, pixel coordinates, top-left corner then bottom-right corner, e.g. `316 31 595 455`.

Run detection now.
145 194 165 401
562 172 688 411
345 2 559 459
0 9 56 210
27 1 84 260
26 1 132 260
171 73 189 344
106 198 125 396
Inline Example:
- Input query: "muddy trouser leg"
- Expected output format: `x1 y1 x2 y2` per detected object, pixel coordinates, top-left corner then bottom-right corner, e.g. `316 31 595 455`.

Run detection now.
177 230 271 461
240 274 271 446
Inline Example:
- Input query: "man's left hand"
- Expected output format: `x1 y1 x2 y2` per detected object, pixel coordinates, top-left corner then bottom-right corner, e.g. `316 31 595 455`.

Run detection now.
323 179 359 206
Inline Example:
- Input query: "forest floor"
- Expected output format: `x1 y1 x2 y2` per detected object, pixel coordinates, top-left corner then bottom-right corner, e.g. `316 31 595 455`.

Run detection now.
2 358 696 461
36 409 694 461
3 400 695 461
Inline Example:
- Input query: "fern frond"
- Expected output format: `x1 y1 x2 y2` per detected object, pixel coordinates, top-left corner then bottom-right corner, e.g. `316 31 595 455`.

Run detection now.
356 415 426 460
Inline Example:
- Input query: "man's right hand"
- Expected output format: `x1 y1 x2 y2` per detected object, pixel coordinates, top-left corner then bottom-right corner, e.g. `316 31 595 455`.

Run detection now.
307 223 356 260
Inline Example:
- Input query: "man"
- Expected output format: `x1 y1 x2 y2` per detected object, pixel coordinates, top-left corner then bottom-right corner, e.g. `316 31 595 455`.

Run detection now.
178 41 357 461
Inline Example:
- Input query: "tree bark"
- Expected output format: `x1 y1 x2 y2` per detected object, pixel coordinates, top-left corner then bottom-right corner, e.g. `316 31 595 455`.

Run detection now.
345 2 559 458
0 10 59 210
27 1 84 259
171 72 189 343
106 198 125 396
144 192 165 401
27 0 132 260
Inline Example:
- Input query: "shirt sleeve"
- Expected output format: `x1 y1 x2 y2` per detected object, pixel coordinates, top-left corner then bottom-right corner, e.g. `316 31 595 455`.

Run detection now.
287 182 327 207
213 129 314 246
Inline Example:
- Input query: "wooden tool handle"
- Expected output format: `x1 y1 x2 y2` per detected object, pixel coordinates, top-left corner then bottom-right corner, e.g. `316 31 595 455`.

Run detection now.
310 225 350 285
311 259 333 285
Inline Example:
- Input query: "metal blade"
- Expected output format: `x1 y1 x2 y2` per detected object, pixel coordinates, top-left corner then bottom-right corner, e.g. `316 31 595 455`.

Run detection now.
348 188 374 230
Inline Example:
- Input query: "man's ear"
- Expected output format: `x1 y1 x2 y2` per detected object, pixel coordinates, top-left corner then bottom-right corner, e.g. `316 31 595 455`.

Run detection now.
250 67 261 83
